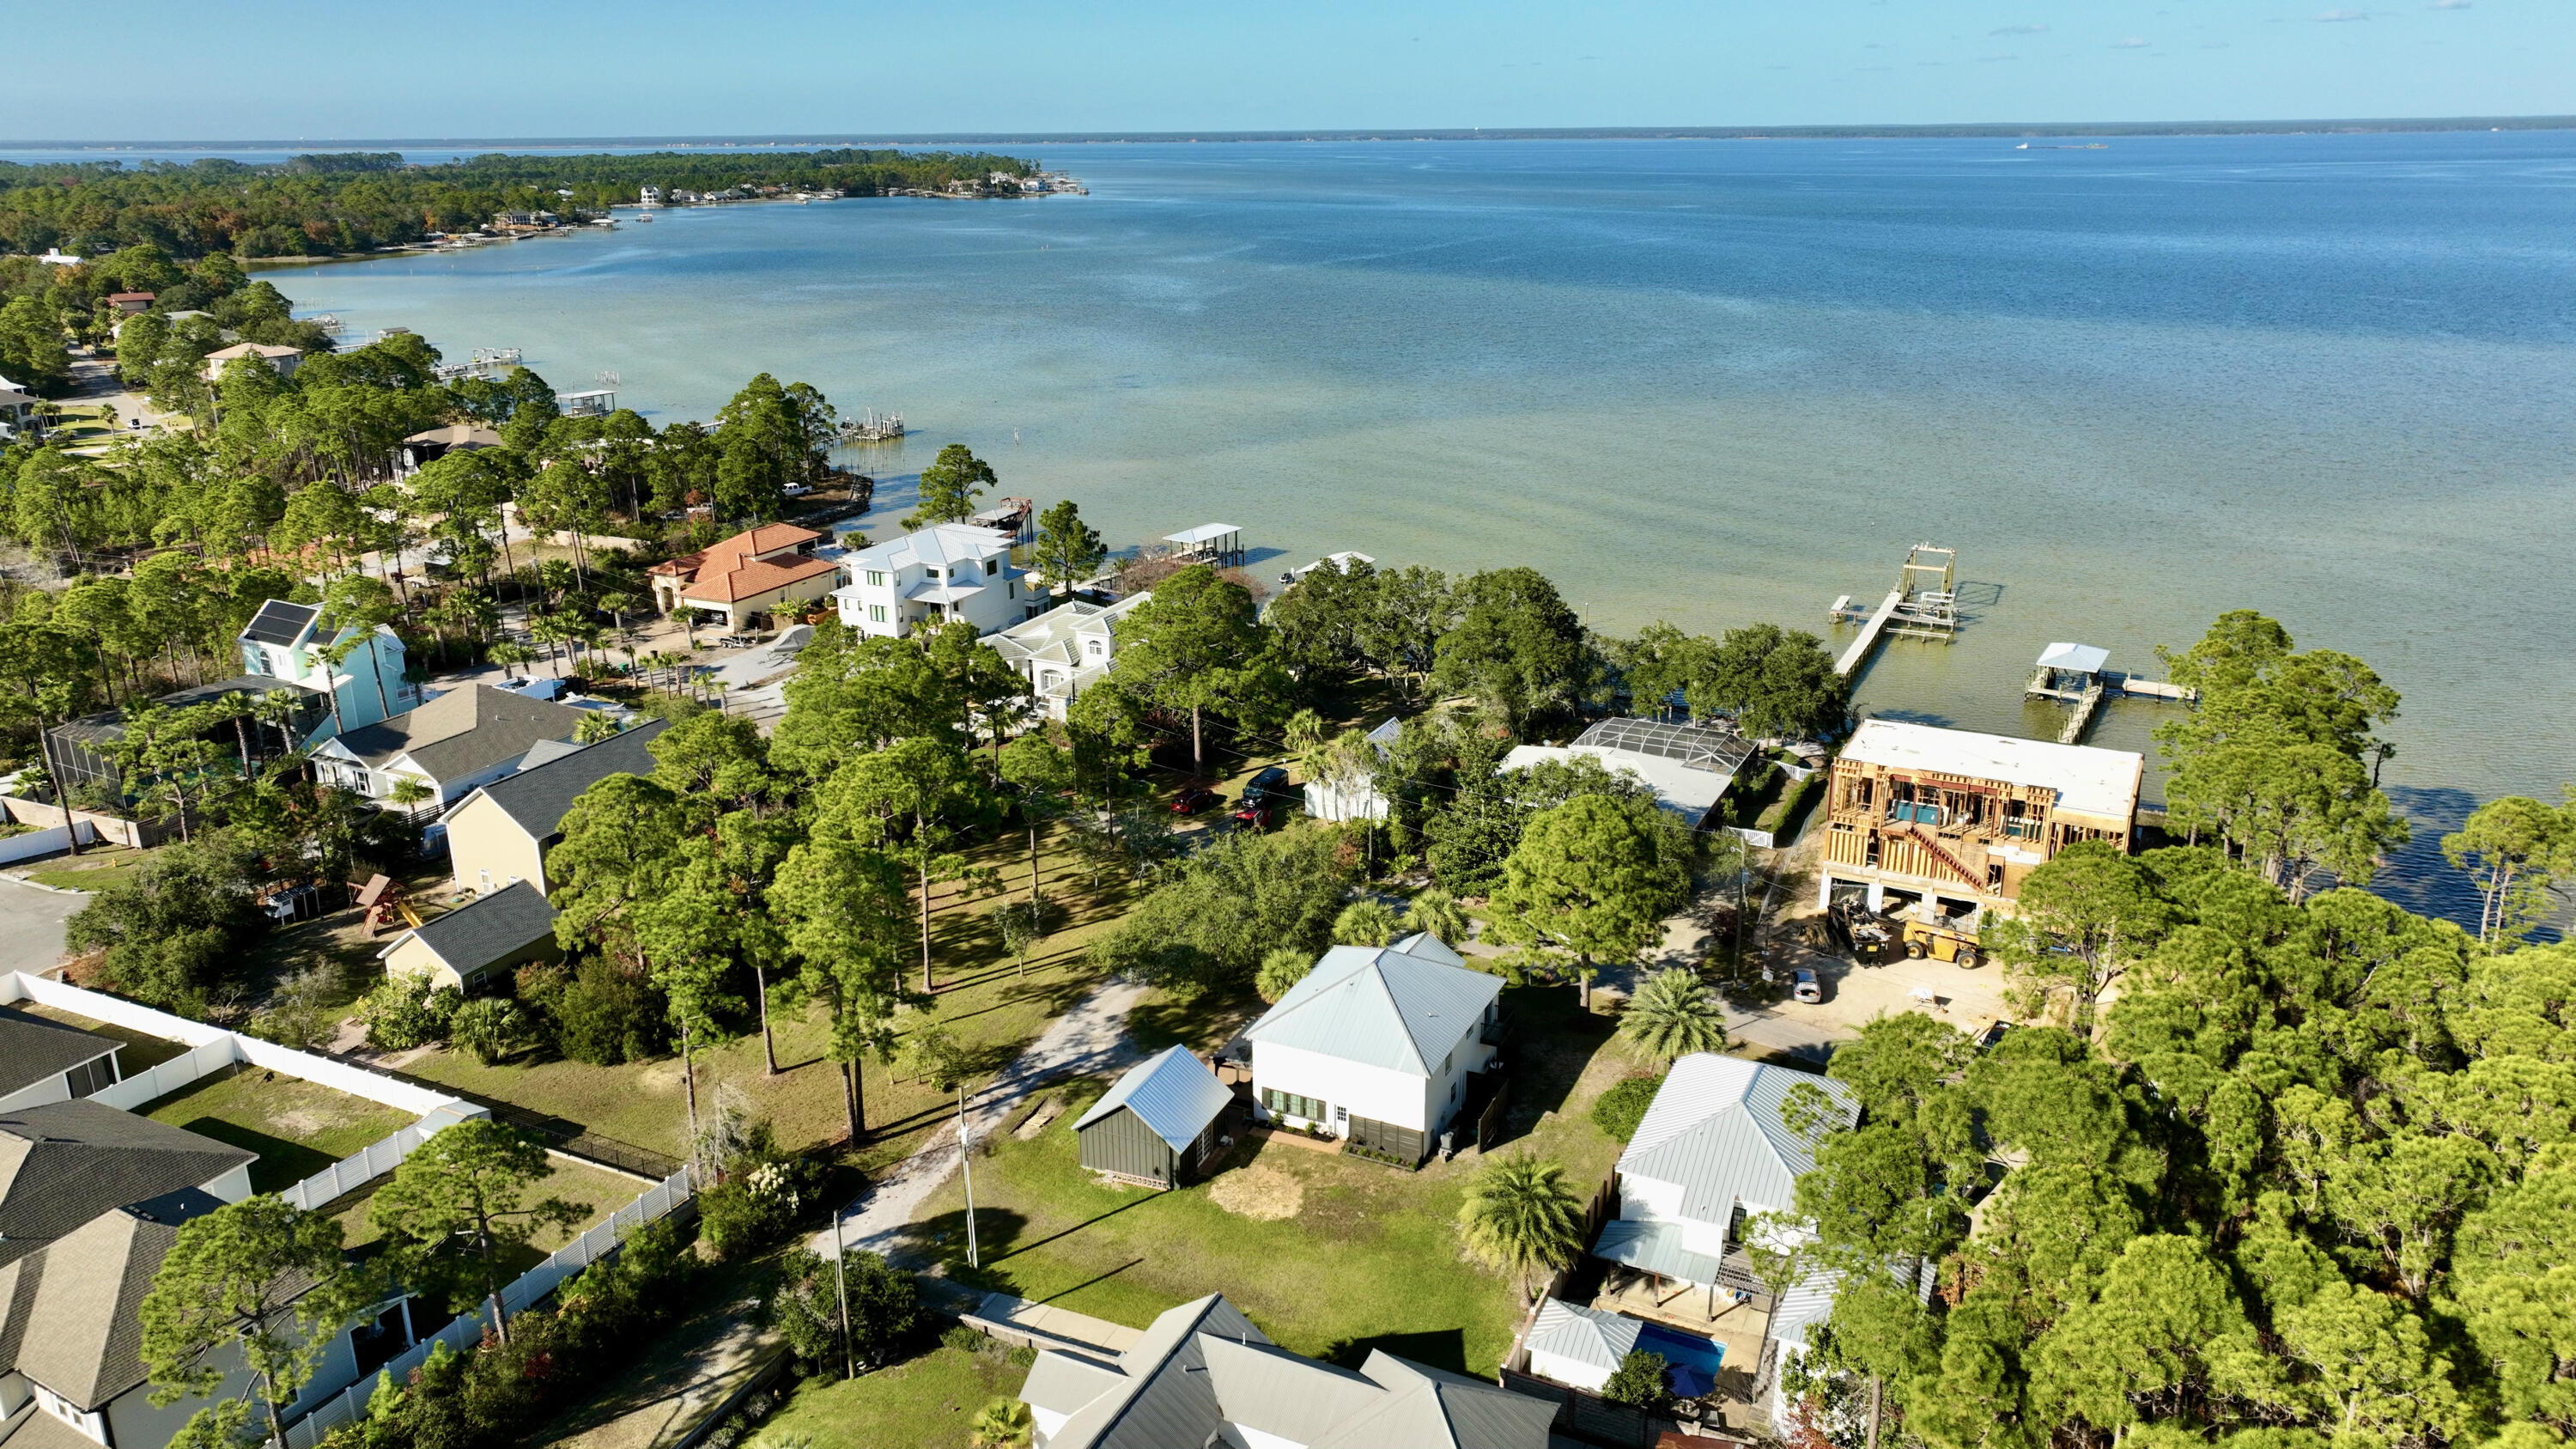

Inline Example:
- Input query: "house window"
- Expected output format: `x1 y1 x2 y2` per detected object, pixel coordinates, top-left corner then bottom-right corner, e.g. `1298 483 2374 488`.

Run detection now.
984 558 999 575
927 567 942 581
869 605 888 624
1087 639 1104 658
1263 1087 1326 1121
866 570 886 587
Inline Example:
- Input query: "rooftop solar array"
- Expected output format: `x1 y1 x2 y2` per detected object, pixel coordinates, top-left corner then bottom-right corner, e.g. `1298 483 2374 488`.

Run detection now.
1573 716 1759 775
241 598 321 646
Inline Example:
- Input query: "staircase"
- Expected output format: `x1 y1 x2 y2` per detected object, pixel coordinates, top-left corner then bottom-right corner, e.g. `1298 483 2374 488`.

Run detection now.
1889 825 1984 889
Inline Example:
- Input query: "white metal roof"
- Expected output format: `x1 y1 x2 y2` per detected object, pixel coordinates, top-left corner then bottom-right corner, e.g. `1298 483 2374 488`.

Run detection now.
1073 1045 1234 1152
845 522 1014 573
1501 745 1733 821
2035 642 2109 674
1617 1054 1859 1223
1243 934 1495 1076
1163 522 1241 546
1524 1300 1643 1374
1839 718 2143 820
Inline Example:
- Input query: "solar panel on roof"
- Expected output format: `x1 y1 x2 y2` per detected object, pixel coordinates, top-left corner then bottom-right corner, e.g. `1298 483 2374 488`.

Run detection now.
241 599 320 646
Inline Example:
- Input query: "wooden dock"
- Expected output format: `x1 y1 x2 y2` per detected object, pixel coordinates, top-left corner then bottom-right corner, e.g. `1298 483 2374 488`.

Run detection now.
2057 682 2105 744
1834 591 1905 677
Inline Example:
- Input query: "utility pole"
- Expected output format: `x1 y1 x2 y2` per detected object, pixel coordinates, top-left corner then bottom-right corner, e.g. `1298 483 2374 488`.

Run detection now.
830 1207 854 1380
958 1085 981 1269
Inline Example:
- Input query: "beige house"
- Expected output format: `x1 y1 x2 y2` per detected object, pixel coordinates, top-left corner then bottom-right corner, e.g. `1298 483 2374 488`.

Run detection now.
443 719 669 897
198 342 303 383
647 523 838 633
378 883 561 993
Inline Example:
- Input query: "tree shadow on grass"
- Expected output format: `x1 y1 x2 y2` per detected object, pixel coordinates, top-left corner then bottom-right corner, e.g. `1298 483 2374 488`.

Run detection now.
1129 983 1261 1055
1321 1327 1469 1377
1485 983 1615 1148
167 1117 336 1195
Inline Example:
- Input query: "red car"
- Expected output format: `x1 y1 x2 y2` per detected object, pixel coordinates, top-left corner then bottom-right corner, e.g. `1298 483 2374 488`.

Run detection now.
1230 801 1273 829
1170 787 1221 815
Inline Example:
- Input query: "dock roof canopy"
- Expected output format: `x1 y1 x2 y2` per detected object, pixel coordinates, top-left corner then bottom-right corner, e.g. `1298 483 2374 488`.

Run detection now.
1163 523 1242 547
2036 642 2110 674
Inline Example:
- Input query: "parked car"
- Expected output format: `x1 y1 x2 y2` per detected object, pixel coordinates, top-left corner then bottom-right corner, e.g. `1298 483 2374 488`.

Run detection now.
1170 786 1220 815
1230 800 1274 830
1791 968 1824 1003
1240 766 1291 809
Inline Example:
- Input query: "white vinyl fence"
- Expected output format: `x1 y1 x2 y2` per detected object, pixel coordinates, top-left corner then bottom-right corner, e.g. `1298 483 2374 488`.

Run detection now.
279 1109 482 1212
276 1166 697 1449
91 1038 237 1111
0 819 100 864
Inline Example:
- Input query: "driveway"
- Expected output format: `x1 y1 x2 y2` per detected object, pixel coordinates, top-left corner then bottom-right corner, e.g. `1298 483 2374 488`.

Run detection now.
0 875 85 974
820 975 1150 1263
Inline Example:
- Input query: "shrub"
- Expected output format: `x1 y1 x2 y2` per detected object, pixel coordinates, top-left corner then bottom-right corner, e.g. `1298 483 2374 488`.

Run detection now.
359 973 460 1050
1255 946 1313 1003
699 1124 822 1261
449 995 536 1065
1591 1074 1664 1143
1601 1349 1674 1409
943 1323 991 1353
768 1247 923 1371
552 959 665 1065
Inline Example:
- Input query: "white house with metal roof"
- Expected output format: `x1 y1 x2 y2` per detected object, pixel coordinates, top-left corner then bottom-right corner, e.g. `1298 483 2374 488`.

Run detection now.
1072 1045 1236 1189
1242 934 1501 1165
832 523 1036 639
1019 1292 1553 1449
1522 1300 1643 1394
987 593 1151 721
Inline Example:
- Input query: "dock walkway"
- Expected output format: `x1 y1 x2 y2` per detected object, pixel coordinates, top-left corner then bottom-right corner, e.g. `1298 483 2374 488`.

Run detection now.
1834 590 1905 678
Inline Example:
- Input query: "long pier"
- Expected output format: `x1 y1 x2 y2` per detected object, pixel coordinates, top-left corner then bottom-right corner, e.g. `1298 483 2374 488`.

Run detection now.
1832 591 1905 677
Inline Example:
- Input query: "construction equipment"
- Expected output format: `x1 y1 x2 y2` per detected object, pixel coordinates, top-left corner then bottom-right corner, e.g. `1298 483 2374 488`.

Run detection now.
1902 920 1981 969
352 874 422 935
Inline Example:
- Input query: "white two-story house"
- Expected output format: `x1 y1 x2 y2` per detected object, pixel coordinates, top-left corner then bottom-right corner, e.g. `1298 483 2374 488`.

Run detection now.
237 598 418 740
832 523 1036 639
1242 933 1502 1166
984 593 1151 720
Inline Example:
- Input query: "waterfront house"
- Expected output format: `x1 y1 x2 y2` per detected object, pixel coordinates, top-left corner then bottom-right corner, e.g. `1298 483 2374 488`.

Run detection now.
441 718 668 897
1303 715 1400 823
400 424 503 472
1019 1293 1553 1449
1502 715 1758 831
377 882 562 994
985 593 1150 719
1072 1045 1234 1190
1817 718 2142 931
0 379 36 434
1242 933 1501 1164
198 342 302 383
832 523 1035 639
647 523 838 634
0 1010 123 1113
311 685 589 816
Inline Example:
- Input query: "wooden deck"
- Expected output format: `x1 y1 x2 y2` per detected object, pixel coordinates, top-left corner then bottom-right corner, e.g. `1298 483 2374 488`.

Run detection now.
1832 590 1904 677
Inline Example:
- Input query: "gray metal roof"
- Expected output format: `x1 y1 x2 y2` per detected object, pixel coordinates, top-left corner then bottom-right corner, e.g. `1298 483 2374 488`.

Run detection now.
240 598 320 647
1573 716 1757 775
1767 1266 1844 1352
1524 1300 1643 1375
1242 934 1496 1076
1593 1218 1726 1286
463 716 670 840
1073 1046 1232 1152
0 1101 255 1269
0 1010 118 1098
1617 1054 1858 1223
1310 1351 1558 1448
1042 1294 1270 1449
1199 1335 1387 1445
402 882 558 975
2036 642 2110 674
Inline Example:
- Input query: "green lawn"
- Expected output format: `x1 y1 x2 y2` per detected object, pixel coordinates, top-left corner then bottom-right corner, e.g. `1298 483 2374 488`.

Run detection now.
901 985 1636 1379
393 830 1138 1174
328 1154 650 1266
20 844 158 893
143 1067 416 1193
753 1344 1030 1449
8 1002 194 1071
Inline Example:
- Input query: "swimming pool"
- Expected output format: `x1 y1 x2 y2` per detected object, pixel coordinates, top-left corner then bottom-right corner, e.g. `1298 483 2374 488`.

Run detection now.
1635 1324 1726 1400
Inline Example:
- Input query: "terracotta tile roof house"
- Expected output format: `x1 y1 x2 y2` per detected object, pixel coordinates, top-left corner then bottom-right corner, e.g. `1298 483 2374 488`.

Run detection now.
648 523 838 632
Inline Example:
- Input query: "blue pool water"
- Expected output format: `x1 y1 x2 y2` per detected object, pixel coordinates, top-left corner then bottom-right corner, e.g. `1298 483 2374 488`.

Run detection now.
1636 1323 1726 1399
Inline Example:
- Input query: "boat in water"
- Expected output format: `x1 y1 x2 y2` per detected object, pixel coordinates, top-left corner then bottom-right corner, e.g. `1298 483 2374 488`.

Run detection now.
635 212 654 222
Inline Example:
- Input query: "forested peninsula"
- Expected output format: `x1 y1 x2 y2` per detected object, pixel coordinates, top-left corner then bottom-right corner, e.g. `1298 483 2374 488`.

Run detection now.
0 148 1038 260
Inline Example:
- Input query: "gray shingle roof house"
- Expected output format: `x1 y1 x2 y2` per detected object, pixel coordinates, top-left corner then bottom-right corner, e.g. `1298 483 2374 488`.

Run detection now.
377 882 562 994
313 685 591 812
440 718 670 898
0 1101 256 1269
1072 1046 1234 1189
1020 1293 1555 1449
1242 934 1501 1165
0 1011 121 1113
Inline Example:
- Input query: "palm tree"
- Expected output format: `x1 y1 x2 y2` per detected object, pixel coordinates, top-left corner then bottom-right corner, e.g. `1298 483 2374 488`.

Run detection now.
1403 887 1473 945
968 1397 1032 1449
1619 967 1728 1067
487 641 536 681
1456 1153 1587 1302
1333 898 1401 947
386 776 435 818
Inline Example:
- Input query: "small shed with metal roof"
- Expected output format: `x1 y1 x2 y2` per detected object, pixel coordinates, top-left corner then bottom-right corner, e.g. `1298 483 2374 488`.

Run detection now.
1073 1045 1236 1189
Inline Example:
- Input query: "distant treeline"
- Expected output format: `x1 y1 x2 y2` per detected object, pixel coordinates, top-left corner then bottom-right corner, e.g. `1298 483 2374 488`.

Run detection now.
0 148 1039 260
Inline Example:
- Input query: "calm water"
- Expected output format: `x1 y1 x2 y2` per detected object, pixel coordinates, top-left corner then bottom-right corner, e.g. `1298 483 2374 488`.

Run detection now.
258 136 2576 926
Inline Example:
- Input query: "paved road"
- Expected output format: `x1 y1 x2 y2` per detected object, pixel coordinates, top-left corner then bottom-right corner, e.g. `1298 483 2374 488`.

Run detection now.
0 876 85 975
820 976 1150 1264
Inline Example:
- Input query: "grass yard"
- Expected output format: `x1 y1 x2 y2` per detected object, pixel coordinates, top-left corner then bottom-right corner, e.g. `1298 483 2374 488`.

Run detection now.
897 984 1638 1380
754 1343 1031 1449
7 1002 195 1071
327 1154 651 1267
143 1066 416 1192
20 843 159 893
392 829 1138 1175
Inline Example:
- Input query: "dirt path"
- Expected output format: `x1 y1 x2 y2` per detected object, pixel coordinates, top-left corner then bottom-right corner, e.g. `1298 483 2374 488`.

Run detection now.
819 975 1150 1263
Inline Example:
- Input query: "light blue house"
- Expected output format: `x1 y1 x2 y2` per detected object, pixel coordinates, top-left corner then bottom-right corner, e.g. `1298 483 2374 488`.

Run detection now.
237 598 420 740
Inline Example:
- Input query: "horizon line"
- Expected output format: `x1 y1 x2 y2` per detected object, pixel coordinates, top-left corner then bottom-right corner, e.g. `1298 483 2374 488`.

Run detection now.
4 115 2575 150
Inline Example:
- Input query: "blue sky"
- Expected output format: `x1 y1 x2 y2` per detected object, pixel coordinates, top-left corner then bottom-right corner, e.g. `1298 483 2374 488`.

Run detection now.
0 0 2563 140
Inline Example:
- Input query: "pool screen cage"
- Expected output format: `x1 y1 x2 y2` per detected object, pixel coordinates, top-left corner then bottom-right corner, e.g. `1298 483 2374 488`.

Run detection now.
1571 717 1759 776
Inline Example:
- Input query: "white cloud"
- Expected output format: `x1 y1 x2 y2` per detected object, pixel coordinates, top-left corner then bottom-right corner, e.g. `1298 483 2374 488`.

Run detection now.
1989 22 2048 34
2111 35 2151 47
